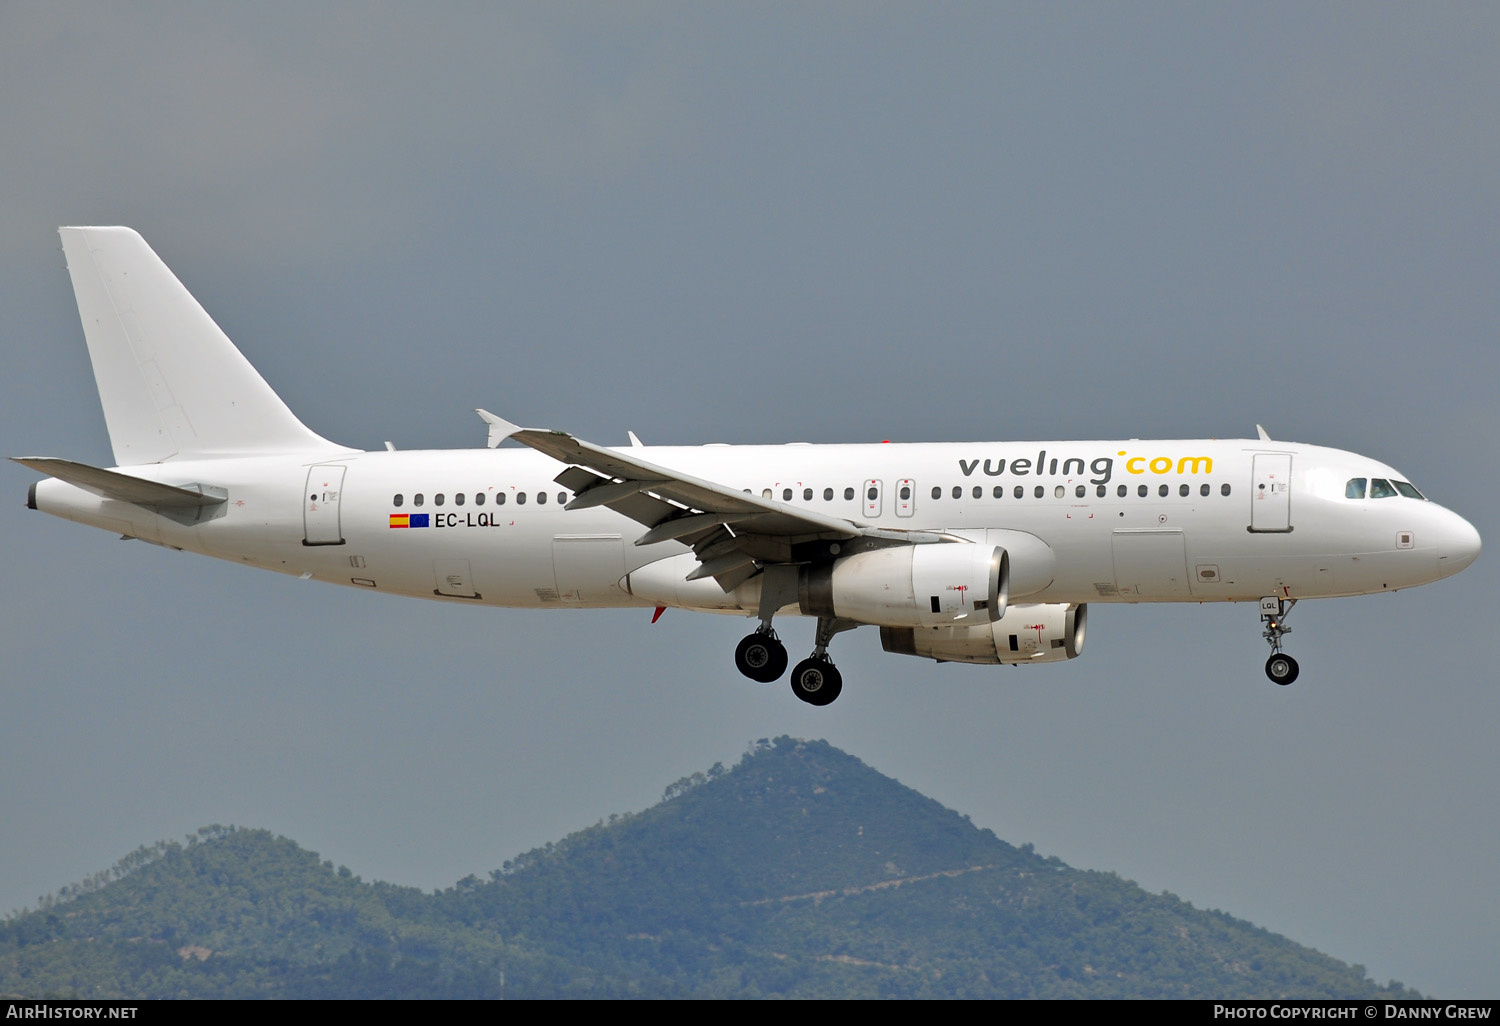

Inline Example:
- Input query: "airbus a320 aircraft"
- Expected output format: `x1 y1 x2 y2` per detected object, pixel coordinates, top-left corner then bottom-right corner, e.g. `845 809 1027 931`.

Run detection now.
17 228 1482 705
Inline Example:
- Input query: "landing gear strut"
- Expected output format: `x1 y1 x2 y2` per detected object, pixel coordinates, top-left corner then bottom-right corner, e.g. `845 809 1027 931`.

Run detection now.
789 617 857 706
734 566 795 683
734 627 788 683
1259 596 1299 685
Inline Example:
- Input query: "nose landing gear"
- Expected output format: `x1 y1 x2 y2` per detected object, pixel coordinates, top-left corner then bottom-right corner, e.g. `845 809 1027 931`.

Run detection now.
1260 596 1299 685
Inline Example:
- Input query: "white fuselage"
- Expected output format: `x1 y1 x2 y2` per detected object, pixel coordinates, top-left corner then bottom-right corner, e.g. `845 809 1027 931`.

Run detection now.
30 437 1480 616
28 226 1483 696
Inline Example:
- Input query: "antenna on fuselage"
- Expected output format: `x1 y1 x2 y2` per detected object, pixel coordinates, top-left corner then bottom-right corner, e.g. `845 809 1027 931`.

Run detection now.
1256 424 1272 441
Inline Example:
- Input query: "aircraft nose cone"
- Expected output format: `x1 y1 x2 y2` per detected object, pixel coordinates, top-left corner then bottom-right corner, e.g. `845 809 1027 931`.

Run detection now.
1438 512 1481 578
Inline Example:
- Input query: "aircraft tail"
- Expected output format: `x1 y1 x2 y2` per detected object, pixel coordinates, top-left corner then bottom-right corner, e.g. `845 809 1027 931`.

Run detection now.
58 227 354 465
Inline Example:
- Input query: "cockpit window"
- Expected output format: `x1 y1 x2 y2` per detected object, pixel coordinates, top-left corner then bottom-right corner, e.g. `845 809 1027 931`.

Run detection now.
1345 478 1367 499
1393 480 1426 500
1369 478 1397 499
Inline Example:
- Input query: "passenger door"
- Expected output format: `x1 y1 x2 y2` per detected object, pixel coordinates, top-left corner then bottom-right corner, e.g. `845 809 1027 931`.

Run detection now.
1250 454 1293 532
303 465 346 546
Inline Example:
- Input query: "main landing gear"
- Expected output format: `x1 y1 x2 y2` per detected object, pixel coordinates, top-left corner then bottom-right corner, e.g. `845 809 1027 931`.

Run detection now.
788 617 855 707
733 616 856 706
734 627 788 683
789 656 841 707
1259 596 1299 686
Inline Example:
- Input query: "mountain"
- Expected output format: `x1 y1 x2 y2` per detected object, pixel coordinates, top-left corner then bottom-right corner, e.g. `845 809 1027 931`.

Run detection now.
0 737 1413 999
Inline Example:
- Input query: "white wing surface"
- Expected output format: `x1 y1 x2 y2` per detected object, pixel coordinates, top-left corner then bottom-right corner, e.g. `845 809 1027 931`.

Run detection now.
478 411 946 589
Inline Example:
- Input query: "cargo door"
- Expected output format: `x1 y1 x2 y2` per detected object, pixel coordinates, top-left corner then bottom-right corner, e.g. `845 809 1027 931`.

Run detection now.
1112 529 1190 598
553 534 626 603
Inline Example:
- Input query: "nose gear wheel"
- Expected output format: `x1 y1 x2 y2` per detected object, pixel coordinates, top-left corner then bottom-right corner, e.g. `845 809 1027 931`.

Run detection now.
1265 653 1299 685
1259 596 1299 685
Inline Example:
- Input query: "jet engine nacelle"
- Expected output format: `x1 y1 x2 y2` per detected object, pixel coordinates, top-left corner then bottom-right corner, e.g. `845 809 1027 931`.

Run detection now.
879 602 1087 665
800 543 1008 628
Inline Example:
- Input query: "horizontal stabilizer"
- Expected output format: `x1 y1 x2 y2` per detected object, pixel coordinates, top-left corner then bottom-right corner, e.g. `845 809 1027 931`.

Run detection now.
11 457 225 509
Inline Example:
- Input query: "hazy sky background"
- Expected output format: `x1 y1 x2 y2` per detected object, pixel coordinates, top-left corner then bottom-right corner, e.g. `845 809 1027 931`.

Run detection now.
2 2 1496 996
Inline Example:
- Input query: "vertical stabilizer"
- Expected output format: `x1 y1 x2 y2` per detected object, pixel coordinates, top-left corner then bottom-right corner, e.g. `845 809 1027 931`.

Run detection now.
58 227 353 465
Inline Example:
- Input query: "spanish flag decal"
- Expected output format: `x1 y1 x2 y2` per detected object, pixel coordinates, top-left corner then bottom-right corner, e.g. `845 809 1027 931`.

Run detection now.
389 514 409 528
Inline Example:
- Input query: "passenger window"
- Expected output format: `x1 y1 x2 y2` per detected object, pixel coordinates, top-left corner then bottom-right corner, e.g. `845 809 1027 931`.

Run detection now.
1370 478 1397 499
844 487 855 501
455 492 465 506
932 486 942 500
1117 484 1127 497
899 485 911 500
867 486 878 501
1137 485 1148 498
1199 483 1209 497
496 492 506 505
515 492 526 505
973 486 982 499
823 488 833 501
1076 485 1087 498
393 493 404 507
1096 485 1106 498
783 488 793 501
952 486 962 499
763 488 772 499
1033 486 1044 498
1179 483 1190 497
537 492 547 504
1158 484 1169 497
475 493 485 506
414 493 425 507
1013 485 1024 499
1346 478 1367 499
994 486 1004 499
1054 485 1064 498
1221 483 1231 496
803 487 813 501
558 492 567 504
435 493 445 506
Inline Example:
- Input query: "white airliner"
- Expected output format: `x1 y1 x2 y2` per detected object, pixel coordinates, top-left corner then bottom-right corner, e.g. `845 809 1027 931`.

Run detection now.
17 228 1482 705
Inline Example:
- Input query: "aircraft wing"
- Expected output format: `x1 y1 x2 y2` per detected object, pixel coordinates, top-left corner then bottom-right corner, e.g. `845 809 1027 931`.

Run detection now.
477 411 944 590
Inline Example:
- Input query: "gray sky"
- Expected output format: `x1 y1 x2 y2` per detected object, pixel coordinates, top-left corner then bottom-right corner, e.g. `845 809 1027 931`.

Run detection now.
2 2 1496 996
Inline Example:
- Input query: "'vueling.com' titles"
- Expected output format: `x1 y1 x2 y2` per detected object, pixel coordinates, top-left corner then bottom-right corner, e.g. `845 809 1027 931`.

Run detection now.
957 450 1213 486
